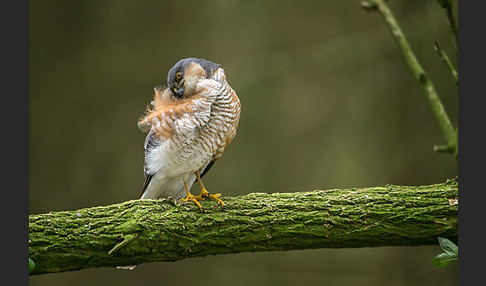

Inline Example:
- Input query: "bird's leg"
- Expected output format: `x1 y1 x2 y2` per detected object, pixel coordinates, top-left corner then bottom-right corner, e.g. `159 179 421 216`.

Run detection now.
194 171 225 207
179 180 204 211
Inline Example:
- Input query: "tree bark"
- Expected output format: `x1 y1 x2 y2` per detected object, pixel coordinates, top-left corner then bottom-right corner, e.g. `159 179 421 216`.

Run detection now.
29 178 458 275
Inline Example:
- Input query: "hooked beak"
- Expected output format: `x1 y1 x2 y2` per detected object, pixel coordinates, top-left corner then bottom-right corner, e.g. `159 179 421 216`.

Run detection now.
173 86 184 98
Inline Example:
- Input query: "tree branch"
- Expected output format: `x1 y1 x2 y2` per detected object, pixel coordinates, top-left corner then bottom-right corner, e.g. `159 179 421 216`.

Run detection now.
29 179 458 275
361 0 458 158
434 41 458 86
436 0 458 58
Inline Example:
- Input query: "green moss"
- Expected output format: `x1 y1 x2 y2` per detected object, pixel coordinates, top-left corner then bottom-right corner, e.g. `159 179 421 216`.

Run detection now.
29 179 458 275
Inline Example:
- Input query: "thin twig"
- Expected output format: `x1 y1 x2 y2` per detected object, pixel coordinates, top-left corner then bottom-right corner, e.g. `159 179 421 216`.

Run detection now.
108 233 139 255
362 0 458 157
446 6 458 59
434 41 458 85
436 0 458 60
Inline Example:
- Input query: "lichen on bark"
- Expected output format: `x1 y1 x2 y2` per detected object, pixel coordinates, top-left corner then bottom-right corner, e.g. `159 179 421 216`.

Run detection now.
29 178 458 275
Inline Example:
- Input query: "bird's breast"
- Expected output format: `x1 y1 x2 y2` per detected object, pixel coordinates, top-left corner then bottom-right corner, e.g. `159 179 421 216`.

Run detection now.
145 78 240 178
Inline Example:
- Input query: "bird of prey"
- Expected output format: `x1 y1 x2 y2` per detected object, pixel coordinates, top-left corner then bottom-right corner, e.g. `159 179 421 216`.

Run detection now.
138 58 241 210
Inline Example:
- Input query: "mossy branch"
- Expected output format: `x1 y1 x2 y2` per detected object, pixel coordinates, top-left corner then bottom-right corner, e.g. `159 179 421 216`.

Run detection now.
361 0 458 158
29 179 458 275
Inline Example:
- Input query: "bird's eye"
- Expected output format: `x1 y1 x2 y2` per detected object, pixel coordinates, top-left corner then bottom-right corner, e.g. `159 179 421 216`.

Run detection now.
175 72 182 81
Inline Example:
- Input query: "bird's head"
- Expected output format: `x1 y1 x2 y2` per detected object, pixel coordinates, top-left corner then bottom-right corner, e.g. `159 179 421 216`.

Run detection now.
166 58 220 99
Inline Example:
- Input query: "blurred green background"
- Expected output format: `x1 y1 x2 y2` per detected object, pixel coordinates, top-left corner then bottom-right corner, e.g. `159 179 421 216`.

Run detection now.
29 0 458 285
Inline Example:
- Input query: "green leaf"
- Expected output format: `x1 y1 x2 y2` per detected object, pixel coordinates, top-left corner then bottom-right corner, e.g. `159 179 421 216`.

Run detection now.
432 252 457 268
29 258 35 274
437 236 458 256
432 237 458 268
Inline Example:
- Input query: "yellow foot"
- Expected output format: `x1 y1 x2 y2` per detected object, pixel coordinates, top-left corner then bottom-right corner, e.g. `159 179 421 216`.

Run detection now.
179 192 204 211
196 188 226 208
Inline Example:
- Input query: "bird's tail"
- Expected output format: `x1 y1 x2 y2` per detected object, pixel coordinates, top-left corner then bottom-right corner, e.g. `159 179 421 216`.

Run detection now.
140 173 195 200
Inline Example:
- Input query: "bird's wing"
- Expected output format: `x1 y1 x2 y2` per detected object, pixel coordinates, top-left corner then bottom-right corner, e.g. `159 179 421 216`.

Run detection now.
140 129 160 196
140 173 154 197
199 160 215 179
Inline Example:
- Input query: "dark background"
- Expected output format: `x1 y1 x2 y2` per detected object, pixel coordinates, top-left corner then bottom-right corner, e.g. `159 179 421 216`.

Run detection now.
29 1 458 285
